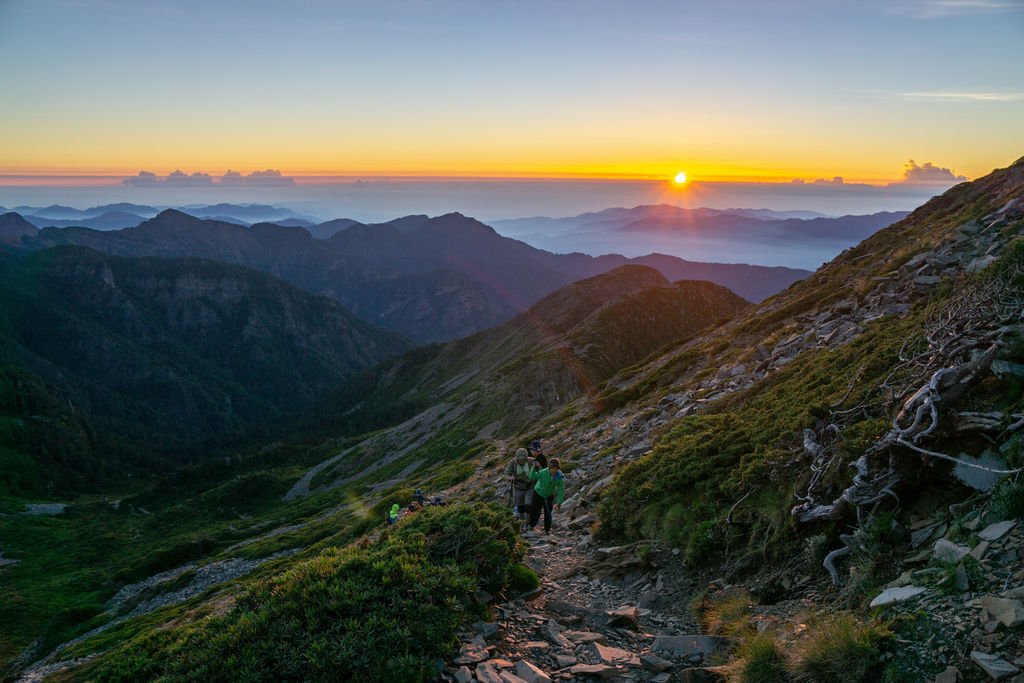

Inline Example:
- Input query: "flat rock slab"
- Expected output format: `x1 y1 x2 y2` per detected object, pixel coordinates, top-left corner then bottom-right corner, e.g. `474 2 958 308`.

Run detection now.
981 596 1024 628
500 673 528 683
514 660 552 683
970 650 1019 680
589 642 639 666
562 630 606 644
569 663 618 678
651 635 733 659
979 520 1017 541
870 585 927 608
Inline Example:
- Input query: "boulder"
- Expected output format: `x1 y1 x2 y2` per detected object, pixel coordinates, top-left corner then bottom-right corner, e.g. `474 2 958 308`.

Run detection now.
499 673 528 683
454 665 474 683
934 666 959 683
605 605 640 630
970 651 1019 680
514 660 552 683
981 596 1024 628
455 635 490 665
934 539 971 564
640 653 673 673
554 654 577 668
476 662 505 683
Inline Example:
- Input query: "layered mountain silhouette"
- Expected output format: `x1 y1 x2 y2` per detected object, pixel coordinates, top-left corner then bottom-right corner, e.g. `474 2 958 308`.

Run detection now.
6 209 806 341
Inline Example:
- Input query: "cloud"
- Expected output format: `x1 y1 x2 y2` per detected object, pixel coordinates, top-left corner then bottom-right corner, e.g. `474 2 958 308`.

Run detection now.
900 160 967 184
888 0 1023 19
899 90 1024 102
789 176 845 185
243 169 295 186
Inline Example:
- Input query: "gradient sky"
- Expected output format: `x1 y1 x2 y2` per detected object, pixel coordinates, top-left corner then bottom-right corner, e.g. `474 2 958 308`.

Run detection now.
1 0 1022 182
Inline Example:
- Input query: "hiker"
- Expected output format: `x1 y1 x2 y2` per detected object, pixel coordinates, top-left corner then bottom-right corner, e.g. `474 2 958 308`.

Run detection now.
504 447 535 527
528 457 565 535
529 439 548 469
414 489 426 506
387 503 400 526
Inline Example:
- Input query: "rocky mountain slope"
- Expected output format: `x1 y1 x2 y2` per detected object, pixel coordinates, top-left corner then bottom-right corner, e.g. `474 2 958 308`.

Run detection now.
5 210 805 342
426 158 1024 681
0 246 410 495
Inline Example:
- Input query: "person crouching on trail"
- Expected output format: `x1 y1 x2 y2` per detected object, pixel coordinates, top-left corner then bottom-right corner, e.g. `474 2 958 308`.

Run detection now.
529 457 565 535
505 448 535 528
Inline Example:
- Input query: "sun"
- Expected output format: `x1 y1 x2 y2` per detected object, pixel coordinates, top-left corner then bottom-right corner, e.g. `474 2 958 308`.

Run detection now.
673 171 688 184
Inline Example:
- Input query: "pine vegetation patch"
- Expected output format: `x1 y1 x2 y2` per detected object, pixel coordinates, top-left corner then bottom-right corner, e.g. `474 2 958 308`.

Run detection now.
80 503 521 682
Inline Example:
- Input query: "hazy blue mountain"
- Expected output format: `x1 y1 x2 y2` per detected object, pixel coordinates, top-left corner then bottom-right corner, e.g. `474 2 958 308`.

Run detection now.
23 210 148 231
9 209 809 341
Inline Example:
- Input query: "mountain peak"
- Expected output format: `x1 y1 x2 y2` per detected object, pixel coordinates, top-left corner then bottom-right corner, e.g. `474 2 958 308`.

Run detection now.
0 212 39 239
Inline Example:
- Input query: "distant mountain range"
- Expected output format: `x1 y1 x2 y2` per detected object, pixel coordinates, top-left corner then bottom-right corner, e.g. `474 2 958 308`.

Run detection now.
491 204 909 268
11 202 319 231
3 209 809 342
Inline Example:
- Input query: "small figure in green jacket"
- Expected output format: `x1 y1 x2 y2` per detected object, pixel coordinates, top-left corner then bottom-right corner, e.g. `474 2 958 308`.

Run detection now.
528 457 565 535
387 503 400 526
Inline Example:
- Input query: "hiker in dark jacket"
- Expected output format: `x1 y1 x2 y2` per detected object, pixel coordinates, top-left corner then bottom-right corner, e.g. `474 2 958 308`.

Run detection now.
504 448 535 527
529 457 565 535
529 439 548 469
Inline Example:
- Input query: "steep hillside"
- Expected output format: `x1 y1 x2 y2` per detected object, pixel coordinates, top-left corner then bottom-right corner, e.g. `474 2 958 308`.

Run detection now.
286 265 748 500
0 246 410 493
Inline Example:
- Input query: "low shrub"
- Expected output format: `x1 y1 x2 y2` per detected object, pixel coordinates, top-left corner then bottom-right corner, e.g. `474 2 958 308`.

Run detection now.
82 503 521 683
700 589 753 637
788 612 887 682
507 564 540 591
727 632 791 683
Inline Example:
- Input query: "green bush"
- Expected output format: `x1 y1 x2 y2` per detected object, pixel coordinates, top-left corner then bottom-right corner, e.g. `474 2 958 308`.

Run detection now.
508 564 540 591
83 503 521 683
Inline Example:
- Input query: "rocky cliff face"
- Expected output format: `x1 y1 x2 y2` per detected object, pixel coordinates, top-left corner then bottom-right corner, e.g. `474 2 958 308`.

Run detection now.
0 246 411 454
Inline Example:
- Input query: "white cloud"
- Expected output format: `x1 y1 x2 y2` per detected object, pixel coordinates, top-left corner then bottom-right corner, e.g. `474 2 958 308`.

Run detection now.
888 0 1023 19
900 160 967 184
899 90 1024 102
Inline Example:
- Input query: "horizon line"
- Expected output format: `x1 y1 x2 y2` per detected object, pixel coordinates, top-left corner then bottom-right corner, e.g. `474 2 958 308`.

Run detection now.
0 172 956 187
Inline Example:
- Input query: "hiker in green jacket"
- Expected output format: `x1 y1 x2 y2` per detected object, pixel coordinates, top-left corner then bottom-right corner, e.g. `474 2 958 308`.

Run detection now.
528 457 565 535
387 503 400 526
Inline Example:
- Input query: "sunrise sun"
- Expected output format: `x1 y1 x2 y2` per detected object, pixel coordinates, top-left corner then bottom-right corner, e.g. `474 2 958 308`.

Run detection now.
673 171 688 184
